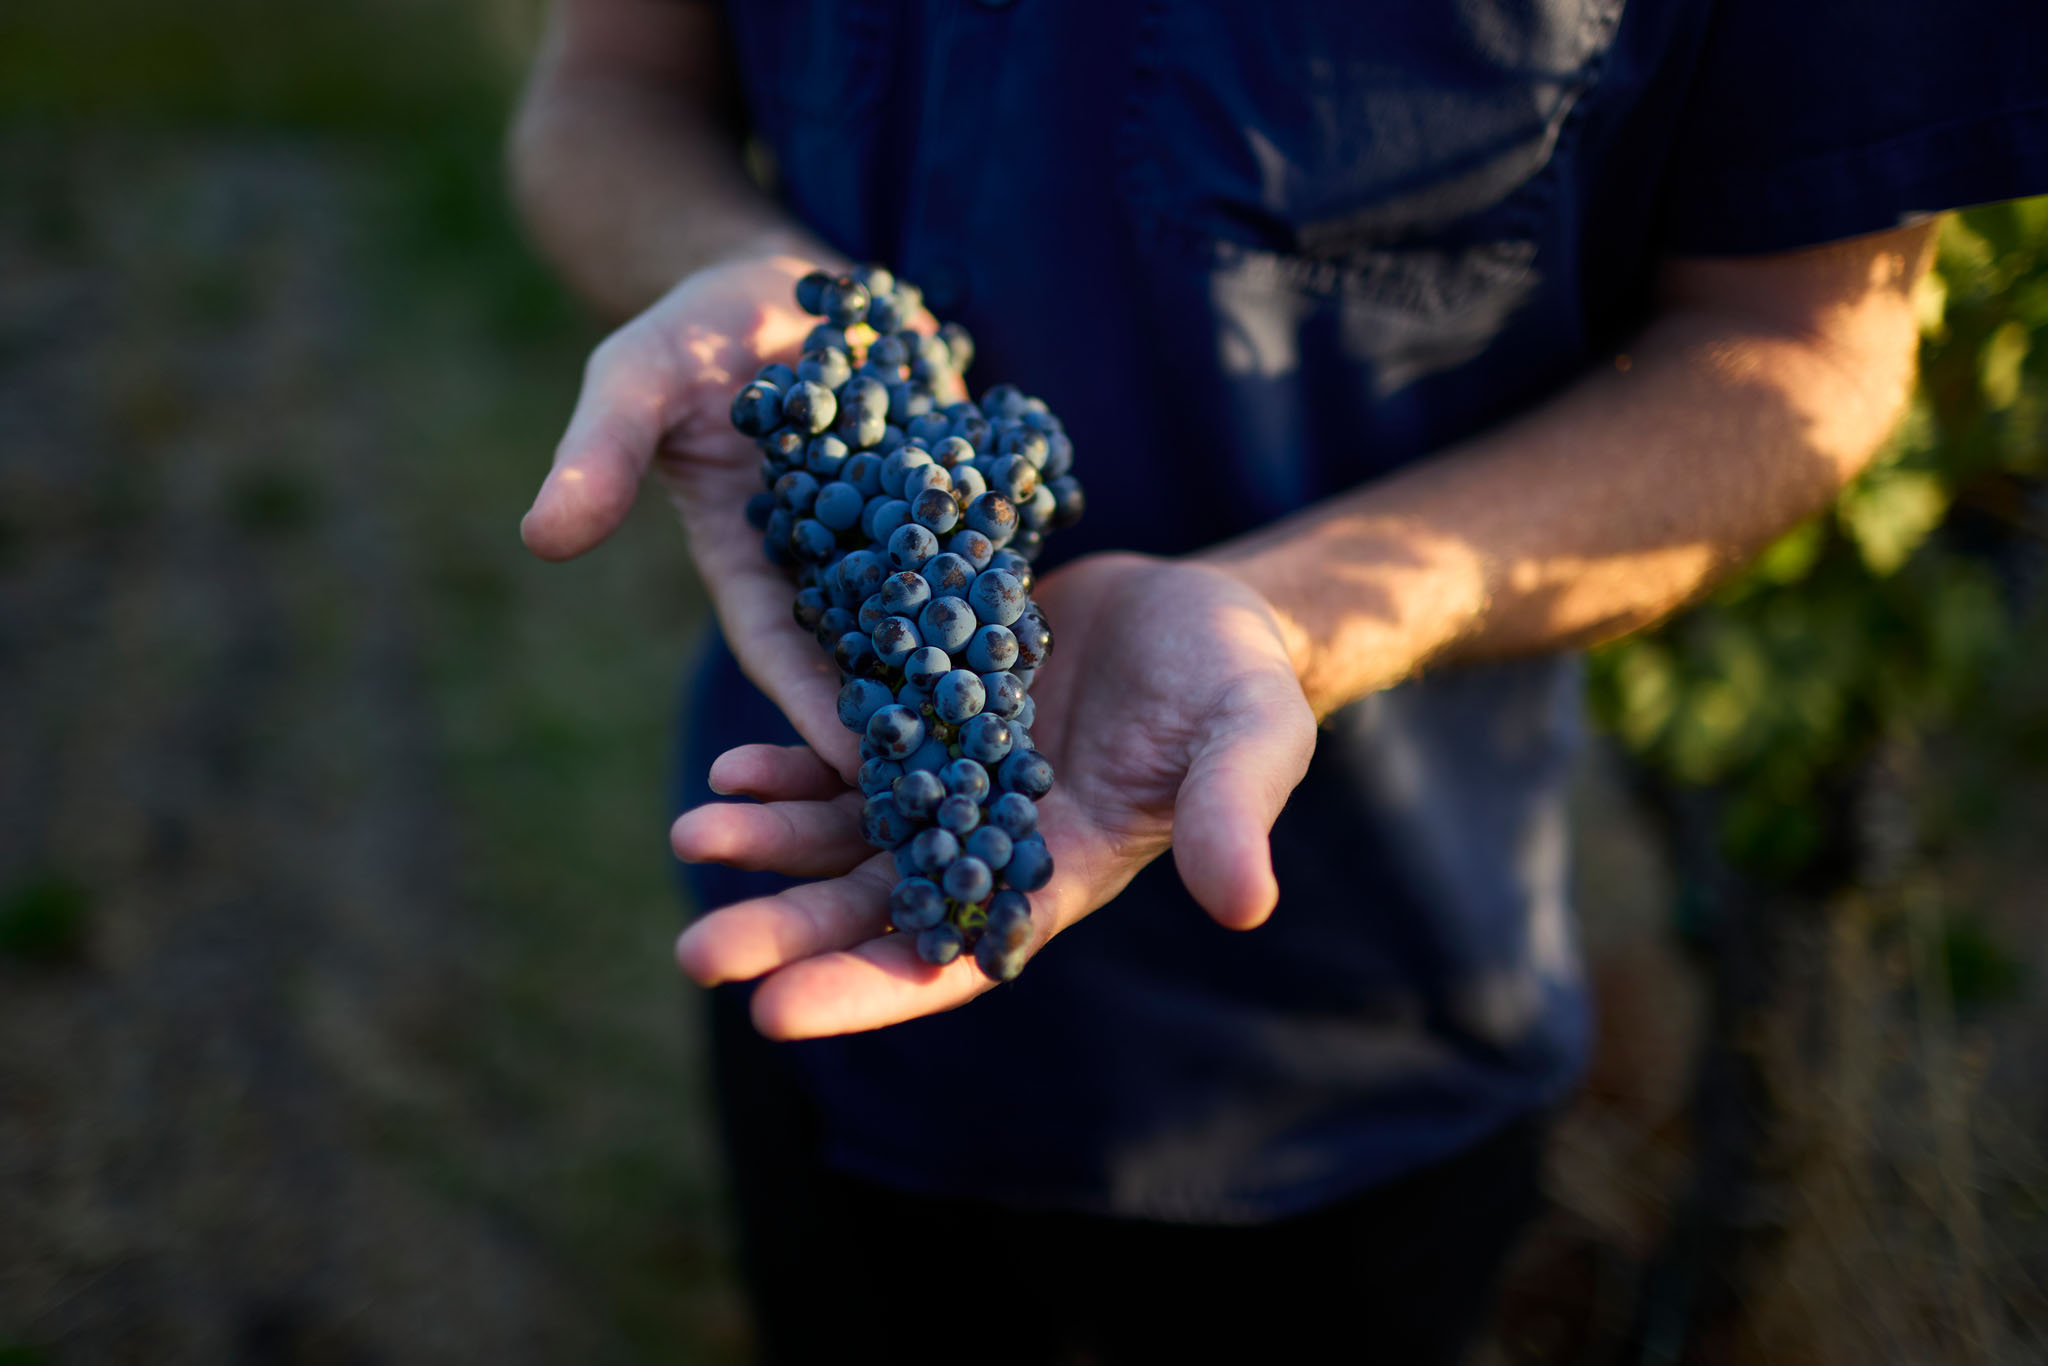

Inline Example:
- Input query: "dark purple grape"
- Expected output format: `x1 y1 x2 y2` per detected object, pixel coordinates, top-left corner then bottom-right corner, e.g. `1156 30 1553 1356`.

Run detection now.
857 594 889 633
859 757 904 797
781 379 837 435
936 794 981 837
948 529 995 571
746 491 775 531
893 769 945 821
795 270 833 316
987 792 1037 840
863 496 912 543
933 670 985 725
987 452 1038 503
887 523 939 571
964 623 1019 673
816 606 857 646
903 735 951 773
814 481 865 531
998 749 1054 801
798 347 852 391
805 434 851 479
835 631 885 679
968 569 1026 625
940 757 991 804
890 878 946 933
871 615 922 668
959 713 1013 765
1005 834 1053 890
757 361 799 390
974 932 1026 983
910 827 959 876
861 794 915 849
979 671 1025 721
838 677 894 732
904 646 951 691
731 382 782 437
919 597 977 653
866 704 925 761
942 856 993 905
802 323 848 353
844 451 884 498
773 470 819 514
820 274 871 327
922 552 976 600
880 570 933 618
880 445 934 498
1012 612 1052 671
917 923 965 966
964 491 1017 545
965 826 1013 871
913 487 961 536
984 889 1030 945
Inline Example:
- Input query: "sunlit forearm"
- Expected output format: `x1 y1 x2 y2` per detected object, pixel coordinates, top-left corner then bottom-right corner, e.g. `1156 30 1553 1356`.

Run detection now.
1210 225 1934 719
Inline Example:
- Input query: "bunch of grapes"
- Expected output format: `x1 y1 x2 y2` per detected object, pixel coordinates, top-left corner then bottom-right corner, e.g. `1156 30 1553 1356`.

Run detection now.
727 265 1085 982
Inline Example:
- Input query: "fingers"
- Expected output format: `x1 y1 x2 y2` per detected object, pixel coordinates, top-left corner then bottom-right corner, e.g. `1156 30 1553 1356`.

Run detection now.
1171 691 1316 931
675 853 897 986
706 554 865 780
709 744 848 801
747 934 991 1040
671 793 870 877
522 336 668 560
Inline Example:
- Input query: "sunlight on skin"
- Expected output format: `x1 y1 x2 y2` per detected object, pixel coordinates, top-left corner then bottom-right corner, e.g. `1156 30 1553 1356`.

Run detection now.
672 555 1317 1040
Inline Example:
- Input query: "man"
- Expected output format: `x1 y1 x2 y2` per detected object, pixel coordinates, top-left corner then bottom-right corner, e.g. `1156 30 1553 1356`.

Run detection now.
508 0 2048 1359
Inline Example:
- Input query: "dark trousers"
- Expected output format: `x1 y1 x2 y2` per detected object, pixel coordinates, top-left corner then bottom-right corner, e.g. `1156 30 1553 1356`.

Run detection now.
709 985 1547 1365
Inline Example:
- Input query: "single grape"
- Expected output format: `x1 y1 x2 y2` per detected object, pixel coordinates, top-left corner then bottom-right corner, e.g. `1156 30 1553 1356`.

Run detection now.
933 669 986 725
792 585 828 632
903 735 951 773
948 529 995 571
987 792 1037 840
858 757 904 797
965 826 1013 871
857 594 889 633
730 381 782 437
917 923 965 966
1012 611 1052 671
863 496 913 543
923 552 976 599
913 487 961 536
998 749 1055 800
965 623 1019 673
974 933 1027 983
816 605 858 646
861 793 915 849
879 569 933 618
782 379 838 435
795 270 834 316
774 469 820 514
836 631 885 679
887 522 940 571
936 793 981 837
910 827 960 876
942 856 993 905
984 889 1030 947
964 491 1018 545
799 347 852 392
918 597 978 653
893 769 946 821
820 274 871 327
959 713 1013 765
866 704 925 761
814 480 865 531
968 569 1027 625
746 491 775 531
871 615 922 668
805 433 851 479
844 451 884 498
838 677 894 732
890 878 947 933
904 645 952 691
980 671 1026 720
1006 834 1054 890
939 758 990 805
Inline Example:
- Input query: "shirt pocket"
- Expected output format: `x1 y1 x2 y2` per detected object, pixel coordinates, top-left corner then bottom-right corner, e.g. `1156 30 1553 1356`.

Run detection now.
1116 0 1625 278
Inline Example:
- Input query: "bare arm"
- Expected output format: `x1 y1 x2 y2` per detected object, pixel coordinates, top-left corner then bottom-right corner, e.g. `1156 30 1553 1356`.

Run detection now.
670 221 1945 1039
1211 222 1938 718
508 0 830 320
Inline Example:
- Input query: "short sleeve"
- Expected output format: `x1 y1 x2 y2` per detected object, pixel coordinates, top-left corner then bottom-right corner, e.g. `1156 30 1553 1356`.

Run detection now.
1659 0 2048 256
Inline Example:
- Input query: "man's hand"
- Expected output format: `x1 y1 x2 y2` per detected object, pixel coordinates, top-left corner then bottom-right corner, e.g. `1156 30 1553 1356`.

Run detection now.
669 554 1318 1039
522 253 880 774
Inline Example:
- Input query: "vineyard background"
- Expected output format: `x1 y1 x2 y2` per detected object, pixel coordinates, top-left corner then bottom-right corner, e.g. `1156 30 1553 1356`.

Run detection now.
1 3 2042 1362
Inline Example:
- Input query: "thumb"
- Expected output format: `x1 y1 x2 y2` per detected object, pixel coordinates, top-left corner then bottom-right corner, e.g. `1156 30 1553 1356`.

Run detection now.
1171 693 1315 931
521 338 668 561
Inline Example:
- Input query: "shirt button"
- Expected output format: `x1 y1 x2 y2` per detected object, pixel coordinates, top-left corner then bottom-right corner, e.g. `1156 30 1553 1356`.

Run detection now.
921 259 970 313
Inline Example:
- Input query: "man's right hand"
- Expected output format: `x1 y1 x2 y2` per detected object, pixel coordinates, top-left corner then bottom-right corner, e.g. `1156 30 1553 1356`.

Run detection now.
520 251 866 778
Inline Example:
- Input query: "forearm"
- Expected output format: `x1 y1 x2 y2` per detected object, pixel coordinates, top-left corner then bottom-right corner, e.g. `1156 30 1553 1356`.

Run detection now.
1211 225 1935 718
508 1 830 320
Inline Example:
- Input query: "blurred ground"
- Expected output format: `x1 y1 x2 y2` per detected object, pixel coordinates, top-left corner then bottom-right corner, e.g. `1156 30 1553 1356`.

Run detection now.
1 4 2044 1364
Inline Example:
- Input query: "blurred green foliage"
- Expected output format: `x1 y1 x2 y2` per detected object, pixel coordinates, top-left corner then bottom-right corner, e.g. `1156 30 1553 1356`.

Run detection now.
1588 201 2048 880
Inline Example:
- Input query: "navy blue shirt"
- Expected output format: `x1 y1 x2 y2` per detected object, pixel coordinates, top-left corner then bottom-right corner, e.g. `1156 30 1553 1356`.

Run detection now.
683 0 2048 1220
